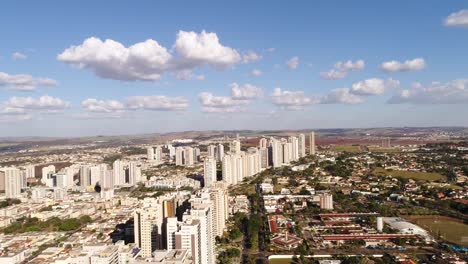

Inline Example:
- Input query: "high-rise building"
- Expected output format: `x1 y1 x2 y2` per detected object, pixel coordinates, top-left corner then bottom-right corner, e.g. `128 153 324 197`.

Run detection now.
175 147 184 166
319 193 333 210
203 157 217 187
24 165 35 179
309 131 316 155
259 138 268 148
2 167 21 198
269 138 283 168
134 207 160 258
127 162 141 185
298 134 306 158
209 182 229 238
216 144 224 162
147 146 155 160
113 159 124 186
80 165 91 187
222 153 243 185
174 219 202 264
259 147 269 169
230 140 241 154
207 145 216 158
382 137 391 148
289 136 299 161
184 147 194 166
185 204 215 264
41 165 55 185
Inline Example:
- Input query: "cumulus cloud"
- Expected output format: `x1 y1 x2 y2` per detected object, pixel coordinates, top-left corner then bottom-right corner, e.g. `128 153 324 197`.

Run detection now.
320 88 364 104
198 92 248 113
126 96 189 111
4 95 70 110
198 83 262 113
82 98 125 113
388 79 468 104
444 9 468 27
351 78 400 96
81 95 189 113
250 69 262 77
286 56 299 70
271 88 320 110
230 83 263 100
320 69 348 80
58 30 243 81
320 59 365 80
12 52 27 60
380 58 426 72
174 70 205 81
0 72 57 91
2 95 70 117
242 50 262 63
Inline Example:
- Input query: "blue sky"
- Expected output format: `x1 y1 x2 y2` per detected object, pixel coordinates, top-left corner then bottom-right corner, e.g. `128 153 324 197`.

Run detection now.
0 1 467 137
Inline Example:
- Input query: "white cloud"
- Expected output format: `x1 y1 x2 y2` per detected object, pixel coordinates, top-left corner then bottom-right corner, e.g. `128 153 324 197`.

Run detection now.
230 83 263 100
334 60 365 71
388 79 468 104
271 87 319 110
250 69 262 77
351 78 400 96
320 59 365 80
174 30 241 68
286 56 299 70
198 92 248 113
82 98 126 113
380 58 426 72
0 72 57 91
174 70 205 81
58 31 241 81
3 95 70 114
242 50 262 63
444 9 468 27
320 69 348 80
126 96 188 111
12 52 27 60
320 88 364 104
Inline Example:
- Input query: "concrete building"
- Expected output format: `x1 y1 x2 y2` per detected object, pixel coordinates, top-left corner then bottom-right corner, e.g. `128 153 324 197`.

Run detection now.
309 131 316 155
203 157 217 187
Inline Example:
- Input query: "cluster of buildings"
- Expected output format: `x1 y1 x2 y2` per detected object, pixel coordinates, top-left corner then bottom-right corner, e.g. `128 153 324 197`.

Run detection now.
202 132 317 187
132 182 229 264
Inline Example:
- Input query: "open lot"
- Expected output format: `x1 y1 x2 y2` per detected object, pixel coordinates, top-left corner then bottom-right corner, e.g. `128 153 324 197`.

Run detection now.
405 215 468 246
331 145 362 152
373 168 445 181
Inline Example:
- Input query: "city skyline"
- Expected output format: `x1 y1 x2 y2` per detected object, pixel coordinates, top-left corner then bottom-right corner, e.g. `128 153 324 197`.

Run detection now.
1 1 468 137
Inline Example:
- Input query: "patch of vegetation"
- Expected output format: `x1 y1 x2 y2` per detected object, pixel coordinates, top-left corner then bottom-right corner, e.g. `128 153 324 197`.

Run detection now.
2 215 92 234
103 154 123 165
405 216 468 246
373 167 445 181
331 145 361 152
121 147 146 155
0 198 21 208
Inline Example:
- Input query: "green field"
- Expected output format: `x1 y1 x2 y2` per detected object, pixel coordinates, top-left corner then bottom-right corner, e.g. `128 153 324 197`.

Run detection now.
373 168 445 181
269 258 293 264
405 216 468 246
331 145 361 152
368 146 402 153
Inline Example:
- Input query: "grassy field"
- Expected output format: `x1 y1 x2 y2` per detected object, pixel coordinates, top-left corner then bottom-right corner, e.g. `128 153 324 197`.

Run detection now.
405 216 468 246
331 145 361 152
373 167 445 181
269 258 293 264
368 146 402 153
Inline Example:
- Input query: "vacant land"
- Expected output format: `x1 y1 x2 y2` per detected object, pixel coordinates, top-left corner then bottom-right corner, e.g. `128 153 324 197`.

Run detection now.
405 215 468 246
367 146 402 153
331 145 361 152
373 168 445 181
